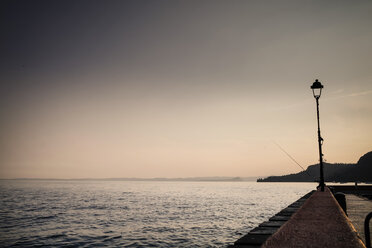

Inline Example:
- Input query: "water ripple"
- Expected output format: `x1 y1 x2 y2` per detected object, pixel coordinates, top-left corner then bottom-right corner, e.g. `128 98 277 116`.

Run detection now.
0 180 315 247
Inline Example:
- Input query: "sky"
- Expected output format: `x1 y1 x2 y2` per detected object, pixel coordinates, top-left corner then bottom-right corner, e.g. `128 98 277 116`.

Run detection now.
0 0 371 179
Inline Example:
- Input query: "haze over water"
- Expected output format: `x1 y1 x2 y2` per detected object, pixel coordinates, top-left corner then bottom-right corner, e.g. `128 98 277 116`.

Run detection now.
0 180 315 247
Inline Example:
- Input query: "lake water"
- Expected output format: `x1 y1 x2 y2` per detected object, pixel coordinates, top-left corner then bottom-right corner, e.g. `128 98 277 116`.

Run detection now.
0 180 315 247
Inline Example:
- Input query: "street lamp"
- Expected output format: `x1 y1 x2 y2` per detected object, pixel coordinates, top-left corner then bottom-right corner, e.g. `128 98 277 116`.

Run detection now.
311 79 325 191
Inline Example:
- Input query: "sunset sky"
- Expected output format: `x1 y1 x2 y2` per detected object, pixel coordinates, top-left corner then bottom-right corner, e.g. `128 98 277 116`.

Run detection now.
1 0 371 179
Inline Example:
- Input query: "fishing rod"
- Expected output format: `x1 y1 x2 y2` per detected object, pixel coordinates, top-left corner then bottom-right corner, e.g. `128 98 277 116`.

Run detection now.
272 141 312 178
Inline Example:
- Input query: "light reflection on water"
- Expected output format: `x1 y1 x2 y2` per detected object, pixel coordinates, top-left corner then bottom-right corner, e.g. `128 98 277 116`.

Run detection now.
0 180 315 247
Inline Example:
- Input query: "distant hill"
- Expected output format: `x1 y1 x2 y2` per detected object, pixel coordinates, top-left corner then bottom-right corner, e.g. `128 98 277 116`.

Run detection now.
257 151 372 183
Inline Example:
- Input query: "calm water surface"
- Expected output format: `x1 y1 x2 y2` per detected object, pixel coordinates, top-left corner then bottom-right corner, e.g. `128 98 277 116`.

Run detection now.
0 180 315 247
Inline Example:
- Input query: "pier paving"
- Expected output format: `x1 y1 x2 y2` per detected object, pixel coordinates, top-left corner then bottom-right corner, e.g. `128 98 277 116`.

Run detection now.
229 191 313 247
262 188 365 248
345 194 372 245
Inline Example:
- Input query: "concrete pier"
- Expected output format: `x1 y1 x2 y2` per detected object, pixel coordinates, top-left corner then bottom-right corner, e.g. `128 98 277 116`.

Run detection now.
230 187 368 247
262 188 365 247
229 191 314 247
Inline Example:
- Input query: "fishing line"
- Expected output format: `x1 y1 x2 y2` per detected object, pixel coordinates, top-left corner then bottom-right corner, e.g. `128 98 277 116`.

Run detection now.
272 141 312 178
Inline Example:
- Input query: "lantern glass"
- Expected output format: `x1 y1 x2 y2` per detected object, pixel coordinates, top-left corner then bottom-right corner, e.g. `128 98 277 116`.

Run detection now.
312 88 322 98
311 79 324 98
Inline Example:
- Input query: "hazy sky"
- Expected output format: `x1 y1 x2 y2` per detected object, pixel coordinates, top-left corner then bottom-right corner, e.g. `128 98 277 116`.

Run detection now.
1 0 371 179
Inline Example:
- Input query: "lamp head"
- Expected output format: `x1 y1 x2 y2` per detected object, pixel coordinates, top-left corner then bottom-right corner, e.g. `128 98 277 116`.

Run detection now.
311 79 324 98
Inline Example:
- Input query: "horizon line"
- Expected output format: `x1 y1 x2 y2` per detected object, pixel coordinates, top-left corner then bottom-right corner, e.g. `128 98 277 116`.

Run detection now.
0 176 260 181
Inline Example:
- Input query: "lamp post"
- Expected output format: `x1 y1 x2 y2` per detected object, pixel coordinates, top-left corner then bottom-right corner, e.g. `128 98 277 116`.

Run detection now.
311 79 325 191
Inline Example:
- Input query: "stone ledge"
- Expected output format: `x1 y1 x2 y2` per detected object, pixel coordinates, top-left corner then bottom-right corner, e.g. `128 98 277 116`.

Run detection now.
262 187 365 248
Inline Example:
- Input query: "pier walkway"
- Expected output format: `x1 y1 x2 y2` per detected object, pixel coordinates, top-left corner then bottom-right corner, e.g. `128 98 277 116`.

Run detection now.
262 188 365 247
346 194 372 245
231 187 366 247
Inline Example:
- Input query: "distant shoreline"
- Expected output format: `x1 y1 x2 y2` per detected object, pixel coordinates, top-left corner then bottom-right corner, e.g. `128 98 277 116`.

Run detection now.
0 177 258 182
